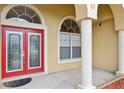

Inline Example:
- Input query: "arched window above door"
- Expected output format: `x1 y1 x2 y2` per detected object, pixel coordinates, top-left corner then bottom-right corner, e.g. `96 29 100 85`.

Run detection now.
6 6 41 24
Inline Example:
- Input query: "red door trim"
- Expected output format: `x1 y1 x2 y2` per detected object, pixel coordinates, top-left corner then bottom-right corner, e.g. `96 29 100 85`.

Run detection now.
2 26 26 78
2 26 44 78
25 29 44 73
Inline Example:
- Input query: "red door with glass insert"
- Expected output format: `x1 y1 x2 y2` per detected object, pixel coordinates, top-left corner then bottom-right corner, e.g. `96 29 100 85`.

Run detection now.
2 26 44 78
25 29 44 73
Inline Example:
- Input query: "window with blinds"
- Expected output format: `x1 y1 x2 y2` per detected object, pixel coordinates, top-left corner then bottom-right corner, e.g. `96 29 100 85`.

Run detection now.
59 18 81 61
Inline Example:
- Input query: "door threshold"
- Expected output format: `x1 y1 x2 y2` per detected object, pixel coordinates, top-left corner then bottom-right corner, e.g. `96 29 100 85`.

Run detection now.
2 72 46 83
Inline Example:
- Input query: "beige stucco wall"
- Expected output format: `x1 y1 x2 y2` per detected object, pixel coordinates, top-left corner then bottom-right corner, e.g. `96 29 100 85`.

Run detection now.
109 4 124 31
93 4 118 72
34 4 80 73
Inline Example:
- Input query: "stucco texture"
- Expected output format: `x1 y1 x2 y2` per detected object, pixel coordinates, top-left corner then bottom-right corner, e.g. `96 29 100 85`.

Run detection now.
34 4 80 73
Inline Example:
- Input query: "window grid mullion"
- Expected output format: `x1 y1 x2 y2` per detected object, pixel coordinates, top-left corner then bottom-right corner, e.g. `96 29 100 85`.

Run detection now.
24 7 26 15
6 6 41 24
70 33 72 59
12 8 20 17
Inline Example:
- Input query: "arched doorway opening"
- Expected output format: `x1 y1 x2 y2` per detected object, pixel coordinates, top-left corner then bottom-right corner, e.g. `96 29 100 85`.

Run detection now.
93 4 118 72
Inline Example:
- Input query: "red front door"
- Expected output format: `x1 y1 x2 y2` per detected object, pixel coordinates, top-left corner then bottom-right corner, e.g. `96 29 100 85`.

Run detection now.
2 26 44 78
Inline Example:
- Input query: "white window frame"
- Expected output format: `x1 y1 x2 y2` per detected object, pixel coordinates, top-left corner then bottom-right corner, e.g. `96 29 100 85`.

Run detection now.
58 16 81 64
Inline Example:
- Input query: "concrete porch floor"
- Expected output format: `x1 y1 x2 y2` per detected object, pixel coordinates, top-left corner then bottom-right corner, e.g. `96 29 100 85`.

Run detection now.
3 68 117 89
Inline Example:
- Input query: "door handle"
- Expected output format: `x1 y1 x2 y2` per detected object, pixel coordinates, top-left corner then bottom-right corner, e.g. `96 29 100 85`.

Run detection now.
22 51 25 64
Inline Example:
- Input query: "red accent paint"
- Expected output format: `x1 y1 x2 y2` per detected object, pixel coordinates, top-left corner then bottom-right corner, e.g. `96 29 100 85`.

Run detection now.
2 27 26 78
2 26 44 78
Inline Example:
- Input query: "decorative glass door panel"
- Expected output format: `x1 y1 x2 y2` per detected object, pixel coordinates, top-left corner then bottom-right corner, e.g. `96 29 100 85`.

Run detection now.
7 32 23 72
28 33 41 69
26 29 44 73
2 26 44 78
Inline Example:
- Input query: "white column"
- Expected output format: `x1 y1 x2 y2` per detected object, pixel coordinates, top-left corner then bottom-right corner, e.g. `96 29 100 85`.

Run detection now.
78 19 95 89
116 30 124 76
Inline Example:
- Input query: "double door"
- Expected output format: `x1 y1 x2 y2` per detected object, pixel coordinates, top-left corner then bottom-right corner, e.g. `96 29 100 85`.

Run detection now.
2 26 44 78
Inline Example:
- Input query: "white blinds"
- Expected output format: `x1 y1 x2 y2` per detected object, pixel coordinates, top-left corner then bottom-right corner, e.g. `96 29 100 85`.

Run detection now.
72 34 81 46
60 33 71 46
60 33 81 46
60 32 81 59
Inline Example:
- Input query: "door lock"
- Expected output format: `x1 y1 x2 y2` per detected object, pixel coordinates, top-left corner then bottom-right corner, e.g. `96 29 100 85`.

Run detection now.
22 51 25 64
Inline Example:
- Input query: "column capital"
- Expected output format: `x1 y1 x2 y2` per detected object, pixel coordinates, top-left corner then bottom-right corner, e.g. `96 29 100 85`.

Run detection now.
80 17 94 22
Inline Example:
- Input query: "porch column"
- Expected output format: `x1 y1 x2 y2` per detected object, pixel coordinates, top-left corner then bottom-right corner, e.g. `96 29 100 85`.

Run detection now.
116 30 124 76
78 19 95 89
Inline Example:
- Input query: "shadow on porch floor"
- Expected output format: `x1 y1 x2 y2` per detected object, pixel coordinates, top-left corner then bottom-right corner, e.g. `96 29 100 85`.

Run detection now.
3 68 117 89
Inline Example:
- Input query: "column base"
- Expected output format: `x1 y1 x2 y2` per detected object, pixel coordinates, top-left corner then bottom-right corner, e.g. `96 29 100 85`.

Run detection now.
116 71 124 76
77 84 96 89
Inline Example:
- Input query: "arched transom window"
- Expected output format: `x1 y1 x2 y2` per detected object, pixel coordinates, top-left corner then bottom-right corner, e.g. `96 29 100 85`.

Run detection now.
6 6 41 24
59 18 81 61
60 19 80 33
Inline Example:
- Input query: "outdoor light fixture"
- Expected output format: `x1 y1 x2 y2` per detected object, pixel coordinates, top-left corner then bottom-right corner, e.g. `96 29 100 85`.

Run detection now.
99 22 102 27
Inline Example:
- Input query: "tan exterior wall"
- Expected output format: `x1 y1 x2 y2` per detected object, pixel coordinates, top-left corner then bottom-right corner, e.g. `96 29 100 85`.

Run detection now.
93 4 118 72
34 4 80 73
109 4 124 31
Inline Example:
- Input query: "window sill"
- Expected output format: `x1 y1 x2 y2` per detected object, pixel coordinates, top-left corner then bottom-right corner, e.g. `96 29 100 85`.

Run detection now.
59 58 81 64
